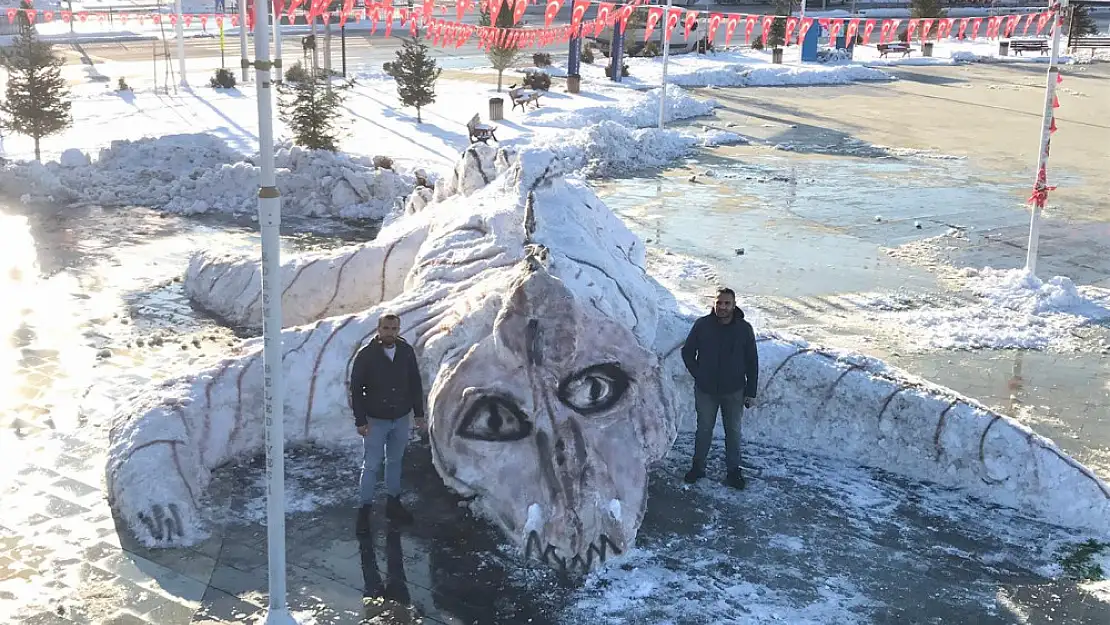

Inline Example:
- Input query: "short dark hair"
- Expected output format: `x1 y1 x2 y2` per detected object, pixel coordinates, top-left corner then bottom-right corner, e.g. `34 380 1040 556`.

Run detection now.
378 313 401 325
716 287 736 299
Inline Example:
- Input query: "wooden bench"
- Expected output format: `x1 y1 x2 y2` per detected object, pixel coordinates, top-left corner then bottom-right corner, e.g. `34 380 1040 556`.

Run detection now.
876 42 913 58
1072 36 1110 50
467 114 497 144
1007 38 1049 55
509 87 543 112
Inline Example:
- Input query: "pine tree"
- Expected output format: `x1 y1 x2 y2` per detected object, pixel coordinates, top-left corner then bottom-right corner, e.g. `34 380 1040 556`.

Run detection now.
910 0 946 20
482 0 520 92
278 77 346 151
767 0 789 49
383 36 441 124
0 10 72 162
1069 6 1099 37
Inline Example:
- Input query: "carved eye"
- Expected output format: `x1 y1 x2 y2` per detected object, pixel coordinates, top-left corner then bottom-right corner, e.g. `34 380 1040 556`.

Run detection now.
457 394 533 442
557 363 630 415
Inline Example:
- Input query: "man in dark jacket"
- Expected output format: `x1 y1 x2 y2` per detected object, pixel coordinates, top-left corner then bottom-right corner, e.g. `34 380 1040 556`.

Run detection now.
350 313 426 534
680 287 759 489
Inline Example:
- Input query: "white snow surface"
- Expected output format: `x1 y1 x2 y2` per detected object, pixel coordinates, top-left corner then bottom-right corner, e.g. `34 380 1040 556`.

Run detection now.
882 267 1110 350
110 147 1110 556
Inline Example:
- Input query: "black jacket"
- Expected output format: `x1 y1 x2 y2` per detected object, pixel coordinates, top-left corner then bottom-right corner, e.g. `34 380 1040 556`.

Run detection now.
349 337 425 426
681 309 759 398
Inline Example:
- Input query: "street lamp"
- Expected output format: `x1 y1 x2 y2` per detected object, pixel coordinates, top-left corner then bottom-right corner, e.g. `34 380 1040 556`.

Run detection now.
251 0 296 622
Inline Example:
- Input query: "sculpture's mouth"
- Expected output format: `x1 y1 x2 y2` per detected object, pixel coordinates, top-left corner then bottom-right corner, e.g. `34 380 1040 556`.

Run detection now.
525 530 623 574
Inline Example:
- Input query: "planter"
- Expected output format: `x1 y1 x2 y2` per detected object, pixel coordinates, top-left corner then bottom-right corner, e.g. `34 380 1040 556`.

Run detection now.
567 75 581 94
923 42 934 57
772 47 784 64
489 97 504 121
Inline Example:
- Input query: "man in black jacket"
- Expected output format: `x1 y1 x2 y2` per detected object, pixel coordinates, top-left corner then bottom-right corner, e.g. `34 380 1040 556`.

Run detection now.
680 287 759 489
350 313 426 534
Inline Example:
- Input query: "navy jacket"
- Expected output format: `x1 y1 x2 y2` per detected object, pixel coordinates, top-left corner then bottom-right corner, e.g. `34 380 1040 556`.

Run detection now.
681 309 759 398
349 337 425 426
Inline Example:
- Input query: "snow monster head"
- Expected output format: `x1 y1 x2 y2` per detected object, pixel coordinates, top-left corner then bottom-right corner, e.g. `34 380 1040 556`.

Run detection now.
427 249 674 575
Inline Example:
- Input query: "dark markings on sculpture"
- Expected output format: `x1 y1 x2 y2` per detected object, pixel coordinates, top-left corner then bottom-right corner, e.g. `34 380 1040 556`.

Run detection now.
933 400 960 462
231 356 259 446
876 387 906 426
556 363 629 416
316 249 361 320
137 503 185 542
524 192 536 242
818 363 864 414
534 429 561 500
978 415 1005 485
526 318 543 366
303 315 358 437
200 362 234 466
380 238 401 302
760 347 814 396
526 530 621 574
456 393 533 442
283 258 318 300
560 253 639 333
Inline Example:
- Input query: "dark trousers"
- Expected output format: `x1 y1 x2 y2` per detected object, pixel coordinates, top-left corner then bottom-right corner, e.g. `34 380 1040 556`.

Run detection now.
692 388 745 472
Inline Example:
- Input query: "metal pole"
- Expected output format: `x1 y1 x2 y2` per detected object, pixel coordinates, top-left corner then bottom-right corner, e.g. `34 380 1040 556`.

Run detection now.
1024 4 1064 275
324 15 332 90
658 0 672 129
252 0 295 619
240 0 250 81
274 0 284 83
341 23 346 77
799 0 806 21
175 0 187 85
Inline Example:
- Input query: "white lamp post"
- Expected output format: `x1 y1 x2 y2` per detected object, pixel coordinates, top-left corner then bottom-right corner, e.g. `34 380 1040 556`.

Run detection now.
1024 2 1065 275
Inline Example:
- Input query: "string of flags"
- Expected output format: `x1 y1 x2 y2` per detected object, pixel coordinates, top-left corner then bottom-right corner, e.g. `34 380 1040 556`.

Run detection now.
4 1 1058 52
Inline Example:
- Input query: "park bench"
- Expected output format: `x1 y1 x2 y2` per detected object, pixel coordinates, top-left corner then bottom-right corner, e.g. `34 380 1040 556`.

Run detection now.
876 42 913 58
467 114 498 144
1006 38 1049 55
508 87 543 112
1072 36 1110 51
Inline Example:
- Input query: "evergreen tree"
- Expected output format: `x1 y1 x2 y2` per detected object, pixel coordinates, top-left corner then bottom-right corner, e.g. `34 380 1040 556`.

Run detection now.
482 0 520 92
1069 6 1099 37
383 36 441 124
0 11 72 162
910 0 946 20
278 77 346 151
767 0 789 49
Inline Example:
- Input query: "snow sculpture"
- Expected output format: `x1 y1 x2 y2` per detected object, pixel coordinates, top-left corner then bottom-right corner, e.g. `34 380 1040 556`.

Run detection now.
108 145 1110 576
108 145 679 573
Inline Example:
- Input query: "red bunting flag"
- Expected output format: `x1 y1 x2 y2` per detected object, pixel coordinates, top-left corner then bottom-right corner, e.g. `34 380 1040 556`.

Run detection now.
1021 13 1035 36
798 16 814 43
1052 95 1060 108
616 5 633 33
958 17 969 39
708 13 722 42
744 14 756 45
570 0 589 34
829 18 843 39
644 6 662 41
970 17 982 39
1056 73 1063 84
785 16 798 44
760 15 774 46
906 18 918 41
25 8 36 22
683 10 697 41
1004 14 1021 38
1036 11 1051 35
861 19 876 44
724 14 739 46
595 2 614 36
1049 118 1057 133
512 0 527 25
664 7 681 42
920 18 933 41
845 18 859 43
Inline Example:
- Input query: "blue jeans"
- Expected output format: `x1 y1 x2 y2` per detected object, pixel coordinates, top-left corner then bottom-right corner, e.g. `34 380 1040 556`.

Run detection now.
359 415 412 505
692 389 745 472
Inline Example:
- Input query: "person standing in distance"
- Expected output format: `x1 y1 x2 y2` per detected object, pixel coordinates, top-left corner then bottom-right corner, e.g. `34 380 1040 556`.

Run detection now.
350 313 426 534
680 287 759 489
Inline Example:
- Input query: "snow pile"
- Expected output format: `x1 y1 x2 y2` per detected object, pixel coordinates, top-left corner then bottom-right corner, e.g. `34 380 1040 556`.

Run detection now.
0 134 416 220
896 268 1110 350
528 121 737 178
612 52 895 88
526 84 717 129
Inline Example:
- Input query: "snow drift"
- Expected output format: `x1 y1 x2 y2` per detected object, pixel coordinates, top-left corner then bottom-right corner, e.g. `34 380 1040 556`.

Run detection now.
0 134 417 219
108 147 1109 574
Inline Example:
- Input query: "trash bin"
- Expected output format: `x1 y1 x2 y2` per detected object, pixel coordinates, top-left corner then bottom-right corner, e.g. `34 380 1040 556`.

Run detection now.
567 75 581 94
923 42 934 57
772 48 784 64
489 97 504 121
998 41 1010 56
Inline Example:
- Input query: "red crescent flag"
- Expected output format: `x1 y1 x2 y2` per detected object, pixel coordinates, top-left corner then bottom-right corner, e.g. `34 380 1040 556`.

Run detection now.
785 16 798 44
664 8 681 42
798 17 814 43
25 8 36 22
724 14 739 45
958 17 969 39
707 13 722 42
644 6 662 41
1035 11 1051 35
760 15 774 46
616 5 633 33
920 19 933 41
887 19 901 42
843 18 859 42
936 18 952 39
879 19 891 44
683 10 697 41
595 2 614 36
1020 13 1035 36
861 19 876 44
544 0 561 27
384 3 395 37
744 14 756 44
570 0 589 34
7 8 17 23
512 0 527 24
829 18 843 39
985 16 1001 39
1004 14 1021 38
970 17 982 39
286 0 304 18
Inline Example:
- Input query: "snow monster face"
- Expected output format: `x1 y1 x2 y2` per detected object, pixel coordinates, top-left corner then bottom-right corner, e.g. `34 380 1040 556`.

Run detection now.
427 254 674 575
